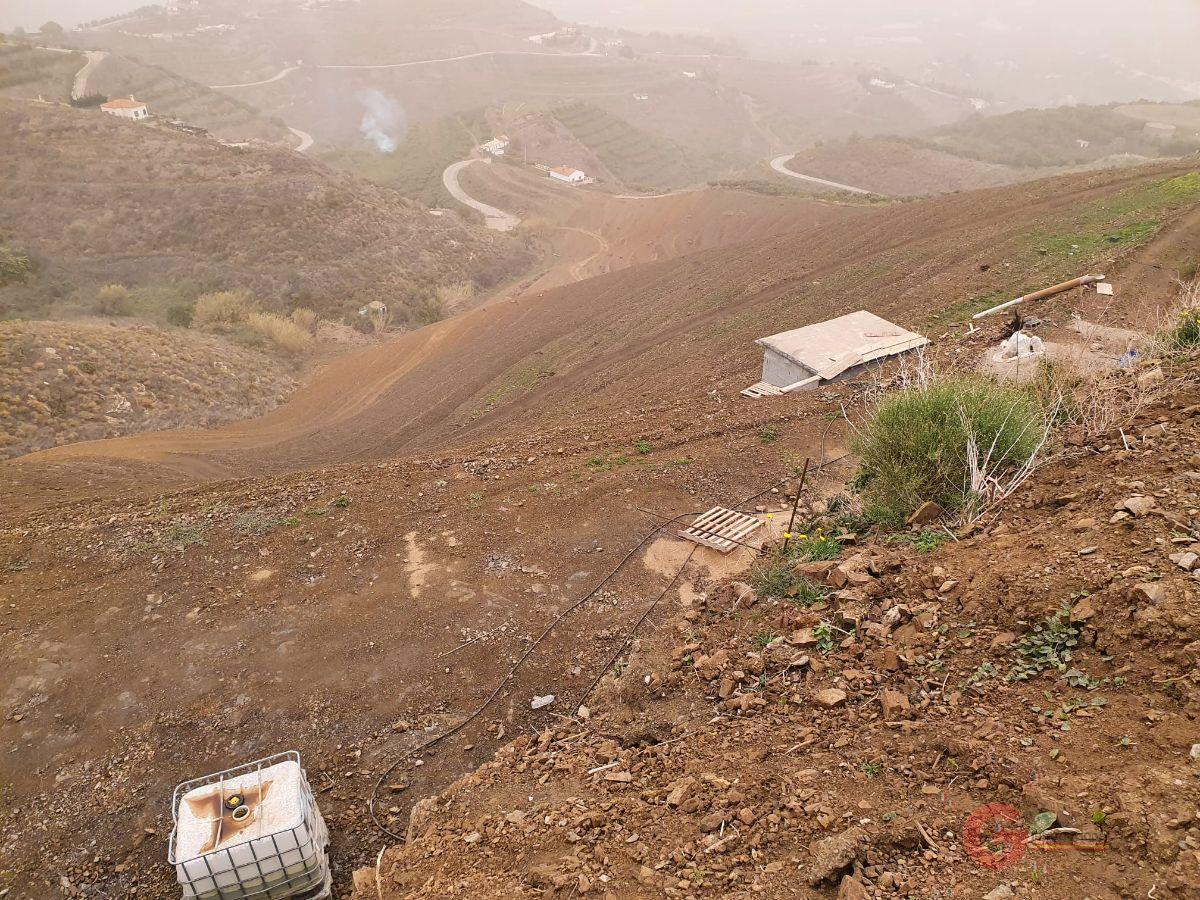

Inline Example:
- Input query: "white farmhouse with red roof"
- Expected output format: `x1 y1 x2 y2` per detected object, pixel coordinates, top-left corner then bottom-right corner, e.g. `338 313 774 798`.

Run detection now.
100 97 149 120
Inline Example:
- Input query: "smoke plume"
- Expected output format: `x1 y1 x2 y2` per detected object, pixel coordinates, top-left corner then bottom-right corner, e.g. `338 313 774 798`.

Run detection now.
358 89 405 153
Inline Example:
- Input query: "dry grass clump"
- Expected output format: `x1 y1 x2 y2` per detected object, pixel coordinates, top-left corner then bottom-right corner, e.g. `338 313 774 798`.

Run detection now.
192 291 312 354
246 312 313 355
290 308 319 333
193 291 257 328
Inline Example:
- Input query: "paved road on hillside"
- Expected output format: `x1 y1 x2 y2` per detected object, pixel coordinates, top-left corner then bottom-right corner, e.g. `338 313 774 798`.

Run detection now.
211 66 299 89
288 126 314 153
443 159 520 231
770 154 875 196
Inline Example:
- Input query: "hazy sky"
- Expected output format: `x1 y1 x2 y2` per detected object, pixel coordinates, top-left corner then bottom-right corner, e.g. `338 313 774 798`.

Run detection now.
1 0 137 30
6 0 1199 105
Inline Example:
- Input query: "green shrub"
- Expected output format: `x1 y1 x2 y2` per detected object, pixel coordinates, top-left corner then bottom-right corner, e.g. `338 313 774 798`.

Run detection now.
785 530 842 562
853 375 1044 521
0 246 31 286
166 303 195 327
95 283 133 316
1162 305 1200 350
193 290 256 328
749 555 829 605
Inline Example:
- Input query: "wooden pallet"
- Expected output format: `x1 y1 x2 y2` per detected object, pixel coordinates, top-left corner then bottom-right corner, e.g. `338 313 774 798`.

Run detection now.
741 381 784 398
680 506 763 553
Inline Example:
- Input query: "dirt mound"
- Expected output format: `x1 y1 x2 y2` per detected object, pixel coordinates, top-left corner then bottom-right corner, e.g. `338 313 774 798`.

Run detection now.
0 318 296 459
0 100 534 324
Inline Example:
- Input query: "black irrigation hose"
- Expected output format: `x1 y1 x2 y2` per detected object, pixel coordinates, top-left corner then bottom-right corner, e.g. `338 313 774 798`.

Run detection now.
576 544 699 708
367 446 853 842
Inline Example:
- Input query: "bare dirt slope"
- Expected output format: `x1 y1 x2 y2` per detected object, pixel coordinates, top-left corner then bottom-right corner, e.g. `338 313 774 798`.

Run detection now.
357 370 1200 899
459 162 856 289
2 163 1199 900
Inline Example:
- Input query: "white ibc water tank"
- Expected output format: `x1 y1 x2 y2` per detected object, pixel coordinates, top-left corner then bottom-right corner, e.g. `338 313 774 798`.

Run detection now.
168 751 330 900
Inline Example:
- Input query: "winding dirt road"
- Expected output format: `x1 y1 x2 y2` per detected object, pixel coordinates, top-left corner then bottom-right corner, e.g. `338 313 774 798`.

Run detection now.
443 159 521 231
71 50 108 100
770 154 875 195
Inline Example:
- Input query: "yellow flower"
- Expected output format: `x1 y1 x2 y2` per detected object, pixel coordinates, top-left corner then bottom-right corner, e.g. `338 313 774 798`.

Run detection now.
783 532 793 539
766 513 774 519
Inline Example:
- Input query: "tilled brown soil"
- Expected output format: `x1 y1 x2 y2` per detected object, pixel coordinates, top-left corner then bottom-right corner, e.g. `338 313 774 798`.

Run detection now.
352 376 1200 900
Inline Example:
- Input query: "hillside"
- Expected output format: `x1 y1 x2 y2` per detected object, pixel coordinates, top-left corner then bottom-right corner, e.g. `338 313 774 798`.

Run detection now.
2 161 1199 898
65 0 983 191
0 100 535 324
85 52 293 143
781 102 1200 197
0 43 81 100
0 318 297 459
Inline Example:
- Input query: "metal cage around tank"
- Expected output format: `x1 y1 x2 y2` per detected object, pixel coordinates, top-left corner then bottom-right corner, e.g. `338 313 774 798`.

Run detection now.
168 751 330 900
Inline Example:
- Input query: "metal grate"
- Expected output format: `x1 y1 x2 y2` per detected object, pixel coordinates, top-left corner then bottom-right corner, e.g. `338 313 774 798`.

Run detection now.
680 506 763 553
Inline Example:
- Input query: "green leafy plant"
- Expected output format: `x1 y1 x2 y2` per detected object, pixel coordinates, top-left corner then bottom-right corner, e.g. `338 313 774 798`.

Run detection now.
862 761 882 778
814 620 836 653
1006 605 1079 682
758 424 780 444
748 557 829 606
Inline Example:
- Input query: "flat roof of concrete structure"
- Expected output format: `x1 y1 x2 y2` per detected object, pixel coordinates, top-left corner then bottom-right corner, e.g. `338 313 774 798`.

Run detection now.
756 311 929 381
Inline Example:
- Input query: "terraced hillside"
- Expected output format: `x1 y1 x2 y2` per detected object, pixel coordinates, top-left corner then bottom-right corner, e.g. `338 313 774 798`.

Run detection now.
86 53 291 143
782 101 1200 197
0 100 535 324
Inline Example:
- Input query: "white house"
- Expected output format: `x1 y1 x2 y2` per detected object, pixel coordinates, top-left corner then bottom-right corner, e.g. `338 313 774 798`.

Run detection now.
100 97 149 120
549 166 586 184
480 135 510 156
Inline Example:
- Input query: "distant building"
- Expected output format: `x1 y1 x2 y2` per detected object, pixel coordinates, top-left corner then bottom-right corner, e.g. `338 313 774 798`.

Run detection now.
681 70 698 79
633 92 649 101
480 135 510 156
549 166 586 184
100 97 149 120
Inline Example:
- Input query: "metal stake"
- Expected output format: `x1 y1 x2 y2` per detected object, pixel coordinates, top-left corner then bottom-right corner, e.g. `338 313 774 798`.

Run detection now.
780 457 811 555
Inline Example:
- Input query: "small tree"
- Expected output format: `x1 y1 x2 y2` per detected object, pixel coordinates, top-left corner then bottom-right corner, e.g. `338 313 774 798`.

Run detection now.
40 21 65 40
